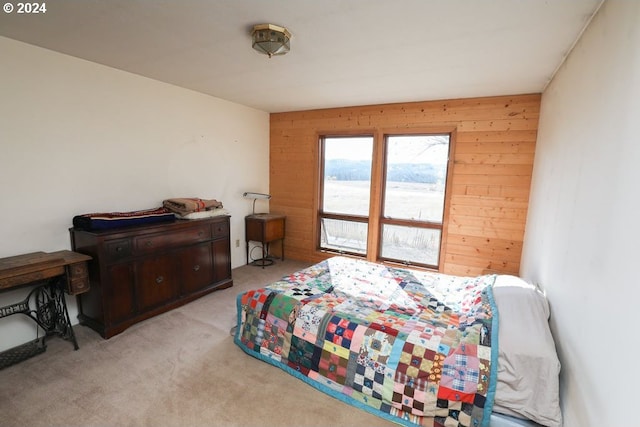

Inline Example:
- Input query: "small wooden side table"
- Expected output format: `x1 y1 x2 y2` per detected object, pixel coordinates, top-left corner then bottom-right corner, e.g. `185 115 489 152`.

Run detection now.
245 214 285 268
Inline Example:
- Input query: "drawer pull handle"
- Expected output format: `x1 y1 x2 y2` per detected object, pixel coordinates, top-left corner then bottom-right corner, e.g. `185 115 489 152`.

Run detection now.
156 276 164 284
116 246 123 252
145 241 153 247
198 231 204 236
193 265 200 272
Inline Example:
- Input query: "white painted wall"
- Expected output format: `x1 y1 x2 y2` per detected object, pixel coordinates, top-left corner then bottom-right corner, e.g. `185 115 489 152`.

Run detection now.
521 1 639 426
0 37 270 352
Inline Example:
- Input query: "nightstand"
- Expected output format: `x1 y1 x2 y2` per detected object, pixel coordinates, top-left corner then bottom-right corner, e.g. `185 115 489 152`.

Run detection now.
245 214 285 267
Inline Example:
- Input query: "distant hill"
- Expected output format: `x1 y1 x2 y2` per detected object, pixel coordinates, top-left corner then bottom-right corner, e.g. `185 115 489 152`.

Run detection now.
325 159 442 183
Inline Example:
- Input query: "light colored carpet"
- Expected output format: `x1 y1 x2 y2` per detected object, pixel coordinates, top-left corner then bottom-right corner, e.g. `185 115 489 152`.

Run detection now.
0 259 392 427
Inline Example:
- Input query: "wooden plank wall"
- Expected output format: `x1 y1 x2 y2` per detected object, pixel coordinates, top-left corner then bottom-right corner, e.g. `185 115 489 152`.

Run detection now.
269 94 540 276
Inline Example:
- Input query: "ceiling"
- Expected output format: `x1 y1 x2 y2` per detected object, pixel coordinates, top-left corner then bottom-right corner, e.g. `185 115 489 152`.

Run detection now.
0 0 603 113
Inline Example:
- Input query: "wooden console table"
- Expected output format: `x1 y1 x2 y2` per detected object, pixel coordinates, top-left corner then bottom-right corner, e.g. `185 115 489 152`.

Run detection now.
0 250 92 369
245 214 285 268
70 216 233 339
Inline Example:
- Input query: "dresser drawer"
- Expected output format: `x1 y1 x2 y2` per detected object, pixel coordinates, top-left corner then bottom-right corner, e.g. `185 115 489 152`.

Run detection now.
212 220 229 238
133 225 211 255
105 239 132 262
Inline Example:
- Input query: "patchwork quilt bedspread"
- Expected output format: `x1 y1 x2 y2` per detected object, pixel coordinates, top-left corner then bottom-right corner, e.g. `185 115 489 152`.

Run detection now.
234 256 498 427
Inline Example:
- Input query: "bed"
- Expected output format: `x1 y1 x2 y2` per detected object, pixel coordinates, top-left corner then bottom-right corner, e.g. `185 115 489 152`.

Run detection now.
234 256 561 427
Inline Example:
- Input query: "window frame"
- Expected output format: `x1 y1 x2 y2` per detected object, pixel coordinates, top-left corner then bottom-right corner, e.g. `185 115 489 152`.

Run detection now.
317 134 374 257
377 133 451 269
316 129 455 271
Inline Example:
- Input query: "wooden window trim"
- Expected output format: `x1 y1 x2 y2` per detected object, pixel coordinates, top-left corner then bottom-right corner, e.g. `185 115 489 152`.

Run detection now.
316 134 374 255
315 127 457 272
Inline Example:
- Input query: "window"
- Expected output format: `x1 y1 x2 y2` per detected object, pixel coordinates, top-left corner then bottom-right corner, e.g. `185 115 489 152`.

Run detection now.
380 135 450 267
318 136 373 255
318 133 451 269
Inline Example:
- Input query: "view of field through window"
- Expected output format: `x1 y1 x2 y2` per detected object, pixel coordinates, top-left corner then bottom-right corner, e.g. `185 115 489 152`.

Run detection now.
320 135 450 267
321 137 372 254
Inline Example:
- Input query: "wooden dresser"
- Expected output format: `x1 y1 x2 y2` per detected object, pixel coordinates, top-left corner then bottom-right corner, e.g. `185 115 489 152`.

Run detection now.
70 216 232 338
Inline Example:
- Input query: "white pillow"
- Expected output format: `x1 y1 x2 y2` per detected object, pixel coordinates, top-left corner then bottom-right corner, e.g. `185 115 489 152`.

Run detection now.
491 275 562 427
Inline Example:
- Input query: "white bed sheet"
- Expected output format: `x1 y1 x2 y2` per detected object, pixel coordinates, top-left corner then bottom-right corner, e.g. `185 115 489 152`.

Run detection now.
491 412 544 427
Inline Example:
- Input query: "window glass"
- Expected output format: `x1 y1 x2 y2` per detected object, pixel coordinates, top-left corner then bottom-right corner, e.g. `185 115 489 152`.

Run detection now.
320 218 368 255
383 135 449 222
380 224 441 266
322 136 373 216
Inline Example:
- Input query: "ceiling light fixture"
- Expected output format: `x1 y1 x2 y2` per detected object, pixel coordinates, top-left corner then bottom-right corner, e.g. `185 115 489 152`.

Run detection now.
251 24 291 58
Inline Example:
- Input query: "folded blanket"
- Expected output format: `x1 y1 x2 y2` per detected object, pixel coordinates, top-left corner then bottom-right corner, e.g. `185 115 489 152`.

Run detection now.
73 207 175 231
162 198 223 215
174 208 230 220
